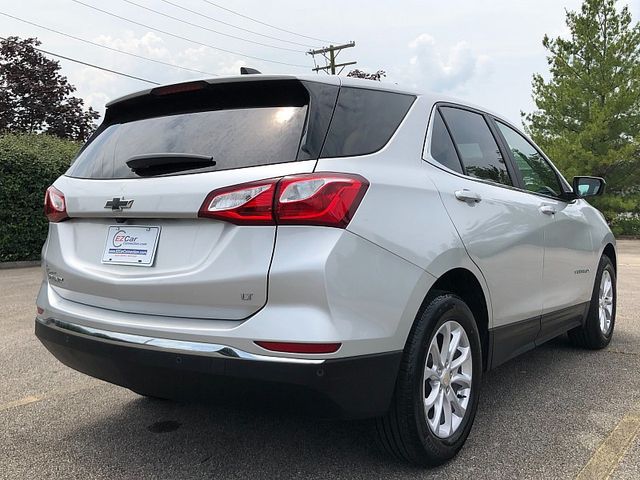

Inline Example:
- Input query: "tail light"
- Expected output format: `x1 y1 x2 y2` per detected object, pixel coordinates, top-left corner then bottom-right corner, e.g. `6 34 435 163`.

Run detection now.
276 173 368 227
44 186 69 223
199 173 368 228
198 179 278 225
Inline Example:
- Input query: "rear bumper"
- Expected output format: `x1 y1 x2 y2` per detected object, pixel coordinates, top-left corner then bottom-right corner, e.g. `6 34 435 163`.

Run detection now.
35 318 402 419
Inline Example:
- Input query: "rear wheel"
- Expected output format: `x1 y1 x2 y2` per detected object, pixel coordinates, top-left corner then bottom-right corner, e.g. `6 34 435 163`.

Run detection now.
569 255 616 349
375 293 482 466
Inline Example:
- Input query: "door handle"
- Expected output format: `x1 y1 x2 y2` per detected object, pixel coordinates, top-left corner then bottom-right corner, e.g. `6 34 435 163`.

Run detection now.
454 189 482 203
539 205 557 215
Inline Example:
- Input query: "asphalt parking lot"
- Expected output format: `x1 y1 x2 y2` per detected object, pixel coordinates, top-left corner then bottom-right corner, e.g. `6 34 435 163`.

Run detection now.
2 241 640 479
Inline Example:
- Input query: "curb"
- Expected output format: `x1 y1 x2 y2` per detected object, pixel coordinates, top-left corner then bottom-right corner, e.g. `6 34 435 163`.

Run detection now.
0 260 41 270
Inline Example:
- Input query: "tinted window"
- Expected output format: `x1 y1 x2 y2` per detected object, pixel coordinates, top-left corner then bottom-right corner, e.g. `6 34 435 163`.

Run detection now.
320 87 415 158
440 107 511 186
429 110 463 173
68 106 308 179
496 122 562 196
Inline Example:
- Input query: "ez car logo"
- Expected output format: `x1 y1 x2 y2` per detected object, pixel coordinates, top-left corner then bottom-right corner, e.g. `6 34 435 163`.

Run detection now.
112 230 138 248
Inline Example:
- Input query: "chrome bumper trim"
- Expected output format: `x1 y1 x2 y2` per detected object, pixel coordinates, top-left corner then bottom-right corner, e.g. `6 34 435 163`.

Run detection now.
36 317 325 365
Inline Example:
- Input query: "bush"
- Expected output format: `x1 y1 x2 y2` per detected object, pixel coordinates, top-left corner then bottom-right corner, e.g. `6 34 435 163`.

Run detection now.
0 133 80 262
611 213 640 237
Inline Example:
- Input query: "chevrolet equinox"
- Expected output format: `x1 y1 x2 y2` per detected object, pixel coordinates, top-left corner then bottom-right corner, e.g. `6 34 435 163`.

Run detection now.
36 75 617 465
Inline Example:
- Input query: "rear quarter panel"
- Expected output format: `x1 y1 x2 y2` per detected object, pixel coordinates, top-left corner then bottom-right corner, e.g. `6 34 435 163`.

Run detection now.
314 95 494 329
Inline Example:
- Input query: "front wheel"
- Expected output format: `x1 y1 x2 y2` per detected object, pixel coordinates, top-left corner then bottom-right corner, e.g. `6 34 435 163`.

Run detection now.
569 254 616 349
375 293 482 466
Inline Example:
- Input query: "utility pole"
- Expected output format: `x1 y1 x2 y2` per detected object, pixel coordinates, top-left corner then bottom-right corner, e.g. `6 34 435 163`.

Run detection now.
308 42 356 74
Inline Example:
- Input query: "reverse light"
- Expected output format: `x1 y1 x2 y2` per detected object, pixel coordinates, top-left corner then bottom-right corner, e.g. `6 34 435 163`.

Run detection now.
198 179 278 225
255 341 342 354
198 173 369 228
279 178 326 203
276 173 369 228
44 186 69 223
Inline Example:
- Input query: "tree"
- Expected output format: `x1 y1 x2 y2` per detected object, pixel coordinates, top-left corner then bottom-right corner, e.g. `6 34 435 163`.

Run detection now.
347 69 386 81
0 36 99 141
523 0 640 219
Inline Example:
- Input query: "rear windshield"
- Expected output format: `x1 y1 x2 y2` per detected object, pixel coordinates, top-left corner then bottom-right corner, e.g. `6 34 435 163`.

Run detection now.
67 105 308 179
66 81 415 179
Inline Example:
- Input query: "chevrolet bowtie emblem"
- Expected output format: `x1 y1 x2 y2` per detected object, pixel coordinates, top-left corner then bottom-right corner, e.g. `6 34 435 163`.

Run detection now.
105 197 134 211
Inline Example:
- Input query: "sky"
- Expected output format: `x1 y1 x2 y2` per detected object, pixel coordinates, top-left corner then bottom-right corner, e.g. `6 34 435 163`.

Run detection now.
1 0 639 126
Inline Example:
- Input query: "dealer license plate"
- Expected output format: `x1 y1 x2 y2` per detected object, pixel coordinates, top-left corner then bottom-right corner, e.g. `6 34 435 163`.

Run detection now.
101 225 160 266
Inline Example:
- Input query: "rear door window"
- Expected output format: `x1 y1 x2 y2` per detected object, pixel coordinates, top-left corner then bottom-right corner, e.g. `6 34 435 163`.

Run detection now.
440 107 512 186
320 87 415 158
429 110 463 173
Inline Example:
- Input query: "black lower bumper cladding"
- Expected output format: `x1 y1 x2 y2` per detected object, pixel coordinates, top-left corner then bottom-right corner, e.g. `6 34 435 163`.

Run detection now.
35 319 402 419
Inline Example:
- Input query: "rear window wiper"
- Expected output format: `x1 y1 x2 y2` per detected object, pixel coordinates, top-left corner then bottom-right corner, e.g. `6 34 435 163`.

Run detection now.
126 153 215 177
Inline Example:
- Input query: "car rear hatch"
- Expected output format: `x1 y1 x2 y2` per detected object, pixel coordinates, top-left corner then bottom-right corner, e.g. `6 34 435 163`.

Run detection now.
44 77 339 320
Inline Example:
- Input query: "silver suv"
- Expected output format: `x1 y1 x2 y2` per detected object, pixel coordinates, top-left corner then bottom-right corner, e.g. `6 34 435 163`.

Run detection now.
36 74 617 466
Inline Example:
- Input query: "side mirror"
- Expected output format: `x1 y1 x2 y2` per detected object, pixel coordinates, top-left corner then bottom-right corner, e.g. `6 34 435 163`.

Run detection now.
572 176 606 198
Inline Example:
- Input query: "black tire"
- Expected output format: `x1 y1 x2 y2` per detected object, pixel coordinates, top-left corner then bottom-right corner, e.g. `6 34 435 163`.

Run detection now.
568 255 616 349
375 293 482 466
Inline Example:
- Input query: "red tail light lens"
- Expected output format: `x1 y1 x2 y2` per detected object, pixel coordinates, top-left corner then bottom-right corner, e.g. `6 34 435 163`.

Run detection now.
255 341 341 354
198 179 278 225
198 173 368 228
276 173 369 228
44 186 69 223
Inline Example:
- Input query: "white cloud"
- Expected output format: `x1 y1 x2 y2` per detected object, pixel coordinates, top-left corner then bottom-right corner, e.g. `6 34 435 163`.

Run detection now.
217 59 246 76
84 91 110 114
94 31 171 60
177 45 209 65
0 0 587 130
401 34 489 93
74 68 114 116
93 32 254 79
69 32 247 117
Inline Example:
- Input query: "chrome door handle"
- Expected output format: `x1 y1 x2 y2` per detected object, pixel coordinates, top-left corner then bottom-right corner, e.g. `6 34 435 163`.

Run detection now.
454 189 482 203
539 205 557 215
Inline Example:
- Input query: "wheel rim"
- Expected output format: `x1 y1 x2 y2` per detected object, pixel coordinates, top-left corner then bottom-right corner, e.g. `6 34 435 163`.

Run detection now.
599 270 614 335
423 320 473 439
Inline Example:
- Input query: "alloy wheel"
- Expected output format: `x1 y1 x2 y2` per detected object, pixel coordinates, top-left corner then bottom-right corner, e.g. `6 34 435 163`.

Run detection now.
599 270 614 335
423 320 473 439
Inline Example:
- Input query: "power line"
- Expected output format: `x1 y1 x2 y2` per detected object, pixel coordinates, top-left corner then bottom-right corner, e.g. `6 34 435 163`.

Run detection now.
122 0 303 53
71 0 310 68
199 0 338 45
0 35 160 84
0 11 218 77
158 0 314 48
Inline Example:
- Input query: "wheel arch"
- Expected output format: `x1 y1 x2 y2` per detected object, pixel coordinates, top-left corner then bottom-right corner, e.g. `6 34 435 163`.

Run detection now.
602 242 617 272
417 267 491 371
